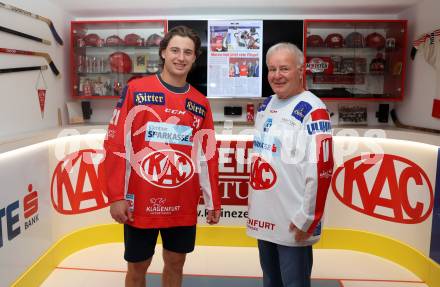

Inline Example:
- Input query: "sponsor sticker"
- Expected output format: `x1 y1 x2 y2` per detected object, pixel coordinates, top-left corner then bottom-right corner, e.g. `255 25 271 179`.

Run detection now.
185 99 206 118
145 122 193 146
134 92 165 105
292 101 312 123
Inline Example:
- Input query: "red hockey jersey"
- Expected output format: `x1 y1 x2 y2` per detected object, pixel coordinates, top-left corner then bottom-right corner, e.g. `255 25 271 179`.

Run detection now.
103 74 220 228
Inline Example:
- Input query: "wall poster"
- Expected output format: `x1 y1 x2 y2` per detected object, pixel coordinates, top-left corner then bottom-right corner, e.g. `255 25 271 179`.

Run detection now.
207 20 263 98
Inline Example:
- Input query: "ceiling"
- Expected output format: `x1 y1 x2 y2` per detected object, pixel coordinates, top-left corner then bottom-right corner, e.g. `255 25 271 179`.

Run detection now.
49 0 422 17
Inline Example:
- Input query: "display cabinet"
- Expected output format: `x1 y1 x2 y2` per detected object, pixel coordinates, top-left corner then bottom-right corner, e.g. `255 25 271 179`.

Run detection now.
71 20 167 99
304 20 407 100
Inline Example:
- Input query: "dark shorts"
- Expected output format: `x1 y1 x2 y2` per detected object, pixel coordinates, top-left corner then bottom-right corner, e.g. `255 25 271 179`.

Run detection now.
124 224 197 263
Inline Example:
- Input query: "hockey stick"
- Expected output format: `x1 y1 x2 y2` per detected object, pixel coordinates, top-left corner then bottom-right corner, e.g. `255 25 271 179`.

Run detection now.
0 65 48 74
0 25 51 45
0 2 63 45
0 48 60 76
390 109 440 134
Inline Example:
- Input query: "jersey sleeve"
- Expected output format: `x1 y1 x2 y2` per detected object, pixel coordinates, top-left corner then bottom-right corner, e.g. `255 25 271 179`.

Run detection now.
103 85 131 203
196 101 221 211
291 107 334 233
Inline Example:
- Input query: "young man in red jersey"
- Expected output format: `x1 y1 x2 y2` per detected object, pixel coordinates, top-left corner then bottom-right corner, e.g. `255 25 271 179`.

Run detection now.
103 26 221 287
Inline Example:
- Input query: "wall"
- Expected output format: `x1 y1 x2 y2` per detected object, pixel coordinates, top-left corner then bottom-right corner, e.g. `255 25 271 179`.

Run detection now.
397 0 440 130
0 0 73 139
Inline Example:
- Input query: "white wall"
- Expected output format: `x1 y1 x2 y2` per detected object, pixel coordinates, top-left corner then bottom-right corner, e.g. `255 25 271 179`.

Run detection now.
0 0 73 139
397 0 440 130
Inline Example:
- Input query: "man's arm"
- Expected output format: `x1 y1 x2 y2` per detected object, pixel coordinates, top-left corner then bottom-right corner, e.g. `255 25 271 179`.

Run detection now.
103 85 133 223
291 107 334 239
195 101 221 224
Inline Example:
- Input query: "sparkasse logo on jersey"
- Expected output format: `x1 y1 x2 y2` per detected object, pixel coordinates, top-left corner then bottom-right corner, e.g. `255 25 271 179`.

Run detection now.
141 149 194 188
332 154 433 224
250 156 277 190
51 149 109 215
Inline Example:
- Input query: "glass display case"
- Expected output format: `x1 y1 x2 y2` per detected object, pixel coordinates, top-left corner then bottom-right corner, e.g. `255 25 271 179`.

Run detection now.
71 20 167 99
304 20 407 101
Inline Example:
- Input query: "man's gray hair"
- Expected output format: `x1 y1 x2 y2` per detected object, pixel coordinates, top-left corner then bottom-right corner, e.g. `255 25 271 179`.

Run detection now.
266 42 304 67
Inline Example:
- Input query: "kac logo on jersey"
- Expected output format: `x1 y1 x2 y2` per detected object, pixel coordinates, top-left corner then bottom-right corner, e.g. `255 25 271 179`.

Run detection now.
185 99 206 118
332 154 433 224
263 118 273 132
140 149 195 188
134 92 165 105
292 101 312 123
250 156 277 190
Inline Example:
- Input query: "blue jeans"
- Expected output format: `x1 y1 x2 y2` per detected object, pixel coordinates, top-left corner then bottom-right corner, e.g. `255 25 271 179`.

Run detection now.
258 240 313 287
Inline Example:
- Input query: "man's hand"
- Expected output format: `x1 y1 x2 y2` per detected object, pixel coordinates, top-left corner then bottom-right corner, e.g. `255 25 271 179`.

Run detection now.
110 200 133 224
206 209 221 225
289 223 312 242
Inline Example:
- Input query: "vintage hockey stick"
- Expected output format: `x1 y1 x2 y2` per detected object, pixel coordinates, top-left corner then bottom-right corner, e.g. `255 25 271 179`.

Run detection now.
0 25 51 45
390 109 440 134
0 2 63 45
0 48 60 76
0 65 48 74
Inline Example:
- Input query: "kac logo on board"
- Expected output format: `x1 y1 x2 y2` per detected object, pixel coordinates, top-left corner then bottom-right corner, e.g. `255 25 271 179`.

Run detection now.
51 149 109 214
332 154 433 224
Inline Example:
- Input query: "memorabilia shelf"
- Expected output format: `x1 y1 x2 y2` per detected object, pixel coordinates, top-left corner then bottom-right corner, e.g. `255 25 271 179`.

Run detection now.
71 20 167 99
304 20 407 101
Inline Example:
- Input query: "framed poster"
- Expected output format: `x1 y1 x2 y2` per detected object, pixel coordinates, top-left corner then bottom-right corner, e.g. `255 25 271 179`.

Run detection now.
207 20 263 98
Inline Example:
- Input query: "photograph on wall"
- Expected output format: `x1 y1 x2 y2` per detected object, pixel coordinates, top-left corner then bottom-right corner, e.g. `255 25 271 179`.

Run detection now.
207 20 263 98
338 104 368 125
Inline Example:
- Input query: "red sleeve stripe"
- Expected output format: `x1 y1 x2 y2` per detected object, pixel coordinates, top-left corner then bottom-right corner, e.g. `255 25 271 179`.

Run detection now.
308 135 334 234
311 109 330 121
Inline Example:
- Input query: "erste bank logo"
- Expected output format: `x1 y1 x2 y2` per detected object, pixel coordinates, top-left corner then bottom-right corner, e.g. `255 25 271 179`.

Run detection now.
332 154 433 224
0 184 39 248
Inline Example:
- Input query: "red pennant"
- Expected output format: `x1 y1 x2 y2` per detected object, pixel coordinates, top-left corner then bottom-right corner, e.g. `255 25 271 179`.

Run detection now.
37 89 46 118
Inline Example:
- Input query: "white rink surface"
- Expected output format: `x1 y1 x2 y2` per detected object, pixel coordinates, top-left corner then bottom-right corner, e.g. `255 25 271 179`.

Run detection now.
41 244 427 287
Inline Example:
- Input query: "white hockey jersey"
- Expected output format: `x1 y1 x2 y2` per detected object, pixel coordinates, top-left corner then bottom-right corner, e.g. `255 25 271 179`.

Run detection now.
246 91 334 246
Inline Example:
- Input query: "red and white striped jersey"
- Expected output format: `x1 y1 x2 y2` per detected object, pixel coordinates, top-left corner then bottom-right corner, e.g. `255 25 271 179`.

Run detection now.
246 91 334 246
103 74 220 228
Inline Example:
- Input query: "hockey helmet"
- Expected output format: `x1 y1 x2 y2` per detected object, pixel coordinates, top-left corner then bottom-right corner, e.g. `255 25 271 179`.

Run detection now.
106 35 124 46
307 35 324 47
366 32 386 50
83 33 101 47
146 33 163 47
109 52 132 73
345 32 365 48
125 33 143 46
325 33 344 48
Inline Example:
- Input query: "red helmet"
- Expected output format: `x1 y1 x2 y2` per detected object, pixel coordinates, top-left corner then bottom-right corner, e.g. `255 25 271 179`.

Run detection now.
109 52 132 73
307 35 324 47
125 33 143 46
366 32 386 50
345 32 365 48
106 35 124 46
83 33 101 47
146 33 163 47
325 33 344 48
